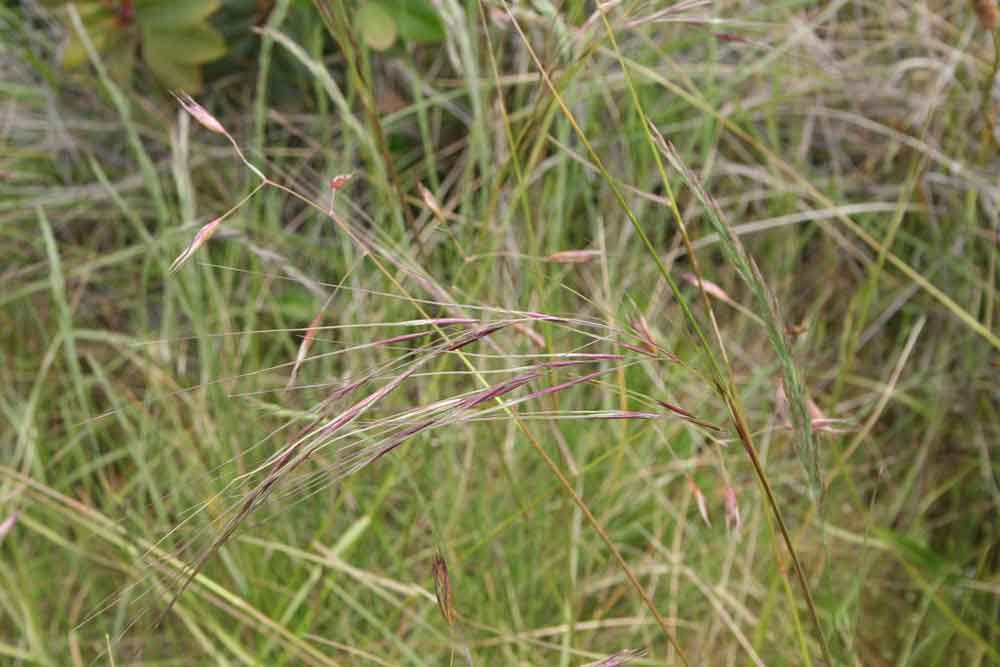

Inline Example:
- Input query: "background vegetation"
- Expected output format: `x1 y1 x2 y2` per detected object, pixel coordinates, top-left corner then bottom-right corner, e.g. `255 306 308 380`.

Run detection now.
2 1 999 664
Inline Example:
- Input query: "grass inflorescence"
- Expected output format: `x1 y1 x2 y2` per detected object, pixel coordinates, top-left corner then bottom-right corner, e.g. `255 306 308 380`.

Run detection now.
3 1 1000 665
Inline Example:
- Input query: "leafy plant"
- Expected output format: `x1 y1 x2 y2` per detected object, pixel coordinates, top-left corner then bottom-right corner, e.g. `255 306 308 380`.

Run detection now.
52 0 227 92
355 0 445 51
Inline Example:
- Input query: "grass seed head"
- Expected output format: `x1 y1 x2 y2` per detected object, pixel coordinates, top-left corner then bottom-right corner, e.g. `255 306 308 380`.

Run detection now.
723 484 742 533
169 217 223 273
971 0 1000 30
330 173 354 191
173 92 228 136
586 648 647 666
0 511 19 542
545 249 601 264
431 552 456 628
688 479 710 526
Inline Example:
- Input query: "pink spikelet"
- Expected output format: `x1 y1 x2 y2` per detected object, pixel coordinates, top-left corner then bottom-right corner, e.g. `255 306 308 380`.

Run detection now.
723 484 742 533
418 183 444 218
632 313 658 354
0 511 19 543
286 309 324 391
328 173 354 213
173 92 228 136
774 381 791 429
714 32 751 44
330 173 354 191
513 322 546 348
586 648 647 666
169 217 223 272
806 397 846 433
689 479 710 526
682 272 735 305
545 249 601 264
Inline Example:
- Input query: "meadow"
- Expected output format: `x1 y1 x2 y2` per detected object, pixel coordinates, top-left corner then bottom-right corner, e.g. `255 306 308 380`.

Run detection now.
2 1 999 665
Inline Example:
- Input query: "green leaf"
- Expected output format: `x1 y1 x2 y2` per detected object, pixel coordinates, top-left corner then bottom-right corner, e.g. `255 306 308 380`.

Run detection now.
135 0 221 27
62 30 106 69
60 7 116 69
356 2 397 51
143 47 203 91
142 24 227 65
103 32 139 87
380 0 444 45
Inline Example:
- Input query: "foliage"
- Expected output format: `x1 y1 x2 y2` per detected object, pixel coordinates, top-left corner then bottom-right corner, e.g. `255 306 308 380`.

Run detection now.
51 0 227 91
356 0 445 51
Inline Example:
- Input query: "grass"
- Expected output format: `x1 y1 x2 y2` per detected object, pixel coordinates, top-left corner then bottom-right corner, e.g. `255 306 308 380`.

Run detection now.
2 0 1000 664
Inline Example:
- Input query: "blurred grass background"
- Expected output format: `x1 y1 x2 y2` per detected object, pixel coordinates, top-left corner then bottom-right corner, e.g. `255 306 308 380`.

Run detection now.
2 1 1000 664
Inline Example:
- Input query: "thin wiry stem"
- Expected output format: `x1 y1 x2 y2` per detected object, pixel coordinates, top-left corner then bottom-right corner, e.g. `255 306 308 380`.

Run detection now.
498 2 697 660
161 100 693 662
980 30 1000 153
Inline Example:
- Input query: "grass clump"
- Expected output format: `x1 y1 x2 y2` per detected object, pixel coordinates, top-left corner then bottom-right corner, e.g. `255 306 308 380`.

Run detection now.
2 1 1000 665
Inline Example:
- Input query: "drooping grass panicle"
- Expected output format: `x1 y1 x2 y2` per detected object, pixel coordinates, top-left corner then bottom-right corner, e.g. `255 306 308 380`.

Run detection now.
650 128 820 494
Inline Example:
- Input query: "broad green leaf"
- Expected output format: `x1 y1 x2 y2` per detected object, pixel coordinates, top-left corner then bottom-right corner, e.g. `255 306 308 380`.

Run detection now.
356 2 396 51
103 31 139 86
380 0 444 45
142 24 227 65
135 0 221 28
60 7 116 68
143 48 203 91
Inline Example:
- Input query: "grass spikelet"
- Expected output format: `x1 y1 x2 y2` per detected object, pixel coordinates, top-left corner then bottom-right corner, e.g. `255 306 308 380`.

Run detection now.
655 399 721 431
589 410 659 420
0 511 19 542
689 479 710 526
631 313 658 354
329 173 354 191
512 322 546 348
285 309 324 391
418 183 444 218
972 0 1000 30
169 217 223 273
431 552 455 628
680 272 735 305
650 127 820 495
328 173 353 212
461 373 540 409
172 93 266 181
172 92 228 136
545 249 601 263
723 484 741 533
585 648 647 666
621 0 710 30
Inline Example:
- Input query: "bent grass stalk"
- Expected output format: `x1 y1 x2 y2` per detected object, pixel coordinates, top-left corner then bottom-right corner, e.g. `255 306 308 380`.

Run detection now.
162 127 696 663
163 92 696 662
502 4 833 664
